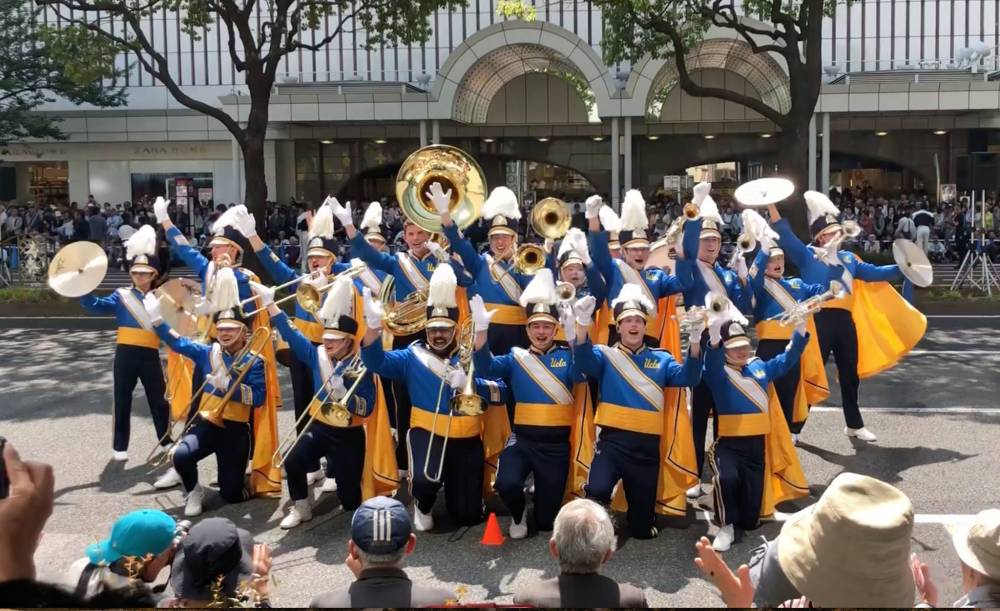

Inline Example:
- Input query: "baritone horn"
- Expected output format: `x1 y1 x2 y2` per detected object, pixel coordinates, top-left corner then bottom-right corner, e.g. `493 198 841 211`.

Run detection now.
513 243 546 275
556 281 576 303
379 276 428 336
530 197 571 240
395 144 487 233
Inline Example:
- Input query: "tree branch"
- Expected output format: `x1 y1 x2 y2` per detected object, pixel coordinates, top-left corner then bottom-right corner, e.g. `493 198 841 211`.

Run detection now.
704 3 787 55
290 2 363 52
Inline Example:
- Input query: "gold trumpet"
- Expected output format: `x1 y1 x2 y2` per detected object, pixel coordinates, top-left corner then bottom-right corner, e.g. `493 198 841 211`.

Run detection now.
272 354 367 469
556 281 576 303
530 197 571 240
395 144 487 233
292 264 368 315
424 319 483 483
775 281 846 327
148 327 270 469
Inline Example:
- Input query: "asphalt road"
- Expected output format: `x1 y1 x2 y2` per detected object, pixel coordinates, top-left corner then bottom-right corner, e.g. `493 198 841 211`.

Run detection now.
1 314 998 607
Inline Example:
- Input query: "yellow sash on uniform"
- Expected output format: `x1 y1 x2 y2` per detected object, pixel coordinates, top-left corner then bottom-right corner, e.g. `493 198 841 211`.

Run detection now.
566 381 595 503
850 280 927 379
360 377 400 499
761 386 809 517
244 271 283 497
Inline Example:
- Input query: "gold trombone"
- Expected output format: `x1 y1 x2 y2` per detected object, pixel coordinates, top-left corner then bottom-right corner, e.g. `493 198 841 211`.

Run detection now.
240 264 368 318
147 327 271 469
272 354 367 469
424 319 484 483
237 271 323 317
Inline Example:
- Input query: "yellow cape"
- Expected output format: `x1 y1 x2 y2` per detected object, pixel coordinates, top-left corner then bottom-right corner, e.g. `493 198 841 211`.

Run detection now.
359 377 400 499
849 280 927 379
166 349 194 422
244 270 283 497
762 386 810 517
482 402 512 498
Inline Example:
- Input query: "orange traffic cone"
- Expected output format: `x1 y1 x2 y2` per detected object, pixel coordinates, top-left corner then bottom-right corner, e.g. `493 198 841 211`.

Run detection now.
480 512 505 546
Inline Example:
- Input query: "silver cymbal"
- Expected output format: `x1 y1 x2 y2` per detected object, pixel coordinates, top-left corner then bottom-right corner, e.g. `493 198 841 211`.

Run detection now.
155 278 198 336
892 239 934 288
734 177 795 208
47 242 108 297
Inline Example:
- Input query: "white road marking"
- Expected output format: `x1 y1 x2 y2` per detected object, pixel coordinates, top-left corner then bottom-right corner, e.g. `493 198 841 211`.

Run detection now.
926 315 1000 318
694 509 978 525
811 406 1000 414
909 350 1000 355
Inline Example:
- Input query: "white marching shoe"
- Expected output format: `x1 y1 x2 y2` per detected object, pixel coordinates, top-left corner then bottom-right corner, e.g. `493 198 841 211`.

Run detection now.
320 477 338 493
792 433 799 446
686 483 703 499
413 506 434 532
306 469 324 485
184 484 205 517
509 511 528 539
154 467 182 490
713 525 735 552
280 500 313 529
845 426 877 442
111 450 129 462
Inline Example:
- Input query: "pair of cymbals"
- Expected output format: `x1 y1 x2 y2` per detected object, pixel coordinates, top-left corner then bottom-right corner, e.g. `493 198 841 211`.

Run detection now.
734 177 796 208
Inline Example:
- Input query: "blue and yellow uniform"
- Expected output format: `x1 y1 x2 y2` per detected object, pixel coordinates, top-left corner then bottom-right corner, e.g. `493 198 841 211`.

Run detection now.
474 343 584 531
703 327 807 530
772 218 909 431
748 248 829 432
154 321 266 504
165 226 254 303
573 338 702 538
272 311 375 510
678 217 753 478
80 287 170 453
361 339 507 526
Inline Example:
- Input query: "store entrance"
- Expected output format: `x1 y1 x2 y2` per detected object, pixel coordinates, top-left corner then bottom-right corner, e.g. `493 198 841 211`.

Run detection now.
0 161 69 205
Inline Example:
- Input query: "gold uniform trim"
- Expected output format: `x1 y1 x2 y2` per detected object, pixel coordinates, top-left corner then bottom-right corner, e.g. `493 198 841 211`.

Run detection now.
484 303 528 325
411 406 481 438
198 394 251 423
116 327 160 349
514 402 575 427
717 412 771 437
594 402 662 436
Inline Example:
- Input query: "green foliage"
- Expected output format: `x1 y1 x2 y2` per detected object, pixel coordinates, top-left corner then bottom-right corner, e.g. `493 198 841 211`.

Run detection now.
496 0 536 21
0 287 69 303
0 0 124 144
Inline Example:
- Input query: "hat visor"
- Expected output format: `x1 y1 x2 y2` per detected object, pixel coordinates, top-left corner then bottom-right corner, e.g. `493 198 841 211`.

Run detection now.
425 318 457 329
768 249 785 259
130 265 158 275
209 236 243 252
777 504 915 607
215 320 247 331
723 337 751 349
170 528 254 601
815 223 842 240
526 312 559 325
365 234 386 244
699 228 722 239
621 239 650 249
615 308 649 323
86 539 121 565
559 257 583 270
322 328 354 340
307 248 336 259
488 227 518 238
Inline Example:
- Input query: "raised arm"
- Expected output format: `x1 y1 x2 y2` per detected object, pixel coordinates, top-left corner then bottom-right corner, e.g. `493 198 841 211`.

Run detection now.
441 223 484 277
584 261 608 305
349 231 397 275
164 226 209 276
702 340 727 388
748 248 769 297
588 230 615 285
762 329 808 381
654 270 687 298
254 243 301 286
359 340 409 381
571 338 605 378
153 320 209 362
681 217 701 261
664 347 704 388
769 219 811 271
271 311 318 367
851 255 902 282
473 346 513 381
79 291 120 315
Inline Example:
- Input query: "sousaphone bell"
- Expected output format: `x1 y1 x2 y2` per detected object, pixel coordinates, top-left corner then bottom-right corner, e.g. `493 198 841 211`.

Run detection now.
395 144 487 233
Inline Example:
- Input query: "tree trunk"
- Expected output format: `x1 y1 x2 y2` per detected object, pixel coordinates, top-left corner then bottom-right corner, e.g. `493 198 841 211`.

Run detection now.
776 119 812 239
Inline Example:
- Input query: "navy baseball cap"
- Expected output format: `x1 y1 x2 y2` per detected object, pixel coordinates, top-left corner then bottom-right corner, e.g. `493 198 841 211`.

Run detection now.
350 496 412 554
86 510 176 565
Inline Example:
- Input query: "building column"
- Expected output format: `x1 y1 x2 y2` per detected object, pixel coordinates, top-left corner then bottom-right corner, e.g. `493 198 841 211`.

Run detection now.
821 113 831 192
231 137 243 205
808 114 817 190
431 120 440 144
623 117 633 191
611 118 620 206
419 120 428 147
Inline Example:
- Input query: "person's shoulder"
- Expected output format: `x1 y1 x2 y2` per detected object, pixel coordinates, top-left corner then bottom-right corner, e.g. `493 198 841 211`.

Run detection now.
410 583 457 606
307 586 352 608
617 581 650 607
512 576 560 605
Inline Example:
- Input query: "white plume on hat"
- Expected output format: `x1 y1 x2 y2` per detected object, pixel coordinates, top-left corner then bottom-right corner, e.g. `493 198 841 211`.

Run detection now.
692 182 711 206
482 186 521 221
598 205 621 233
741 209 779 246
427 263 458 309
558 228 588 261
319 274 355 324
125 224 157 261
211 267 240 311
212 204 247 236
620 189 649 232
699 191 723 225
518 268 558 308
309 202 335 240
360 202 383 232
611 282 655 312
804 190 841 226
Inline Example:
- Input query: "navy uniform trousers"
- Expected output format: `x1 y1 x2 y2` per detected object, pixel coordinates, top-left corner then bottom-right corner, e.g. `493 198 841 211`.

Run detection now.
113 344 170 452
692 380 720 479
407 427 484 526
173 417 251 503
390 329 425 471
584 427 660 539
709 435 765 530
814 308 864 429
284 423 365 510
755 339 803 433
287 343 339 480
494 427 570 531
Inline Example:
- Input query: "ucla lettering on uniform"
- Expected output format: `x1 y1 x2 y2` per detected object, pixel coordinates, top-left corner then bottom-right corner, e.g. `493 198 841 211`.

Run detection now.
643 358 660 370
549 357 567 368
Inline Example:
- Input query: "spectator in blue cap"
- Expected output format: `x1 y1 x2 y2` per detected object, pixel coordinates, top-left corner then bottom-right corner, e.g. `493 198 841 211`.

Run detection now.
308 496 457 608
62 509 183 601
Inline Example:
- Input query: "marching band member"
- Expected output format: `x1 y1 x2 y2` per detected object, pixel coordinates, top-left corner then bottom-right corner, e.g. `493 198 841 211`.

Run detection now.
678 183 752 493
360 265 507 531
552 228 607 306
356 201 389 296
572 284 703 539
587 192 690 347
435 183 531 355
335 198 438 473
144 277 266 517
702 319 809 551
768 194 925 443
260 276 386 529
472 270 584 537
745 210 830 440
79 225 170 462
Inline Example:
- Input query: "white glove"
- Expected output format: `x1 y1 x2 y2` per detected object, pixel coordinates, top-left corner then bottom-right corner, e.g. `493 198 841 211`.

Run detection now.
236 210 257 239
758 233 776 253
425 181 453 215
559 303 576 343
143 293 164 325
362 287 383 329
572 230 592 265
153 197 170 224
574 295 597 327
194 298 214 316
206 368 231 392
426 240 449 262
543 238 555 254
446 367 468 391
470 295 497 333
585 195 603 219
328 375 348 401
330 198 353 227
250 281 274 306
686 313 707 340
708 317 725 346
734 255 748 281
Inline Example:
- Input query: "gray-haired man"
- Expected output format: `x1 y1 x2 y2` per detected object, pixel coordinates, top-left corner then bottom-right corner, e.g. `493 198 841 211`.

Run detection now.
514 499 648 607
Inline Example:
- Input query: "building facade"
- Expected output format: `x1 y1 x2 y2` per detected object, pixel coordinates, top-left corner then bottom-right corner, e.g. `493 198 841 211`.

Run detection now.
4 0 1000 208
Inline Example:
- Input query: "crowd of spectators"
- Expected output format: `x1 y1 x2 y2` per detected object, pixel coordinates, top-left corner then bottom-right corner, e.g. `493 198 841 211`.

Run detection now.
1 439 998 608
